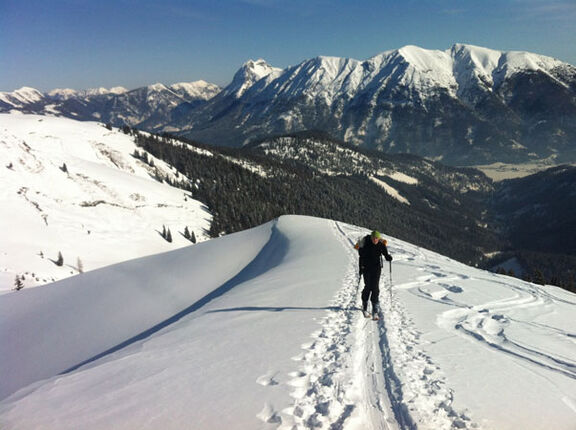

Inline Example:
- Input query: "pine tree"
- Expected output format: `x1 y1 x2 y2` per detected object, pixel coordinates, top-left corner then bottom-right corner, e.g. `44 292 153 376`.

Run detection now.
191 231 196 244
14 275 24 291
61 163 68 173
77 257 84 274
184 226 191 240
166 228 173 243
55 251 64 267
533 269 546 285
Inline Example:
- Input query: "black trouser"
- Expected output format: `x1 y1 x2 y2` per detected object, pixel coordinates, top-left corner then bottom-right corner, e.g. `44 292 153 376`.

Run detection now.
361 268 381 311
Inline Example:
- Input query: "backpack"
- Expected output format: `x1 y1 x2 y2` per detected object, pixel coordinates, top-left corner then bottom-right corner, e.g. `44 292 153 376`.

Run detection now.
354 234 387 250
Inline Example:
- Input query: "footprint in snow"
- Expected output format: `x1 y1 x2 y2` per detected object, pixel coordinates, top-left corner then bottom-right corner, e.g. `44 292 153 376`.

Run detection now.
256 374 279 386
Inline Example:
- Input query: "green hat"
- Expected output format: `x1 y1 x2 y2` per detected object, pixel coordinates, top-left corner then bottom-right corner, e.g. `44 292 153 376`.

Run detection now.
371 230 381 239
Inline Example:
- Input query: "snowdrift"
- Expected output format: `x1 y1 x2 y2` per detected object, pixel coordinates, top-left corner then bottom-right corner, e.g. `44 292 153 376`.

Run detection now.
1 215 575 430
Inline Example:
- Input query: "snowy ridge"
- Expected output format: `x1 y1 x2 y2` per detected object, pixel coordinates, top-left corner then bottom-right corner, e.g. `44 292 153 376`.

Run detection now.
1 215 574 429
169 80 221 100
0 87 44 108
245 43 567 102
179 43 576 164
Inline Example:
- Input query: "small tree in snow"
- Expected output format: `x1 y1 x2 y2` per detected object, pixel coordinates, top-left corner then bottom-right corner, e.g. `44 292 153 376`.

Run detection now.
55 251 64 266
77 257 84 274
160 225 172 243
183 226 197 243
14 275 24 291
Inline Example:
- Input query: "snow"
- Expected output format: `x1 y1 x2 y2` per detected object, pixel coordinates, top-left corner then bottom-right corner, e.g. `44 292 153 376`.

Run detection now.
1 215 574 430
0 87 44 107
370 176 411 205
0 113 211 292
246 43 570 113
47 88 79 100
169 80 221 100
377 169 419 185
221 155 270 178
229 59 283 98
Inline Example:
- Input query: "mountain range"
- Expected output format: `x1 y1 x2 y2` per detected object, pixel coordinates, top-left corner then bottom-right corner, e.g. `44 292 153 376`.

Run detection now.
0 81 221 135
2 44 575 165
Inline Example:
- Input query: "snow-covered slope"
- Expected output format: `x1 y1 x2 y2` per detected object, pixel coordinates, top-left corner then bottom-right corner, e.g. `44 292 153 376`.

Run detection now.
169 80 221 100
0 113 211 292
1 215 574 429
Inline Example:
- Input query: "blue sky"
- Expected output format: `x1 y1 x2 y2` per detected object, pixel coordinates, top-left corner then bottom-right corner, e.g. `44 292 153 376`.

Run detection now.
1 0 575 92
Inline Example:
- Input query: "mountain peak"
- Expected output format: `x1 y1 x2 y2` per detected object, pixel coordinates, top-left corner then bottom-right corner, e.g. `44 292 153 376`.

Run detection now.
169 81 221 100
147 83 169 92
0 87 44 107
227 59 282 97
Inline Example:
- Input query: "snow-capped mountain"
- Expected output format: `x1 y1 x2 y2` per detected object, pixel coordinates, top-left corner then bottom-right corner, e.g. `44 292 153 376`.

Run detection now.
1 215 574 429
169 80 222 100
47 87 128 101
177 44 576 165
0 80 221 130
0 113 211 292
224 59 283 98
3 44 574 164
0 87 45 108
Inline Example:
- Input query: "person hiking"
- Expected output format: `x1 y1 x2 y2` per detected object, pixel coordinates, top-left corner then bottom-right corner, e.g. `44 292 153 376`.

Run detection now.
354 230 393 319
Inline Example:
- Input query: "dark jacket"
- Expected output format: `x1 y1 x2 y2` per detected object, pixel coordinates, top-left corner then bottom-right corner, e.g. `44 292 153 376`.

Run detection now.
357 235 392 273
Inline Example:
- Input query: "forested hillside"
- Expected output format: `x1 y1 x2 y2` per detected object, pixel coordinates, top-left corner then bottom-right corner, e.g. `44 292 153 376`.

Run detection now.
133 130 501 267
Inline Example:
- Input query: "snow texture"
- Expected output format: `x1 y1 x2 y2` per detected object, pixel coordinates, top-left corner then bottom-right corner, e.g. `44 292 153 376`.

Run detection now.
1 215 575 430
0 113 211 291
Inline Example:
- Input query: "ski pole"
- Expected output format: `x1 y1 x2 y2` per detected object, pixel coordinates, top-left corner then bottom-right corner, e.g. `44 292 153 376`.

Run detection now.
388 260 393 303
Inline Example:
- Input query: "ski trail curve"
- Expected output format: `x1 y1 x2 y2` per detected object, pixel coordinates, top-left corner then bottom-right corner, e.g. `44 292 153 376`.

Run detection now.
436 281 576 381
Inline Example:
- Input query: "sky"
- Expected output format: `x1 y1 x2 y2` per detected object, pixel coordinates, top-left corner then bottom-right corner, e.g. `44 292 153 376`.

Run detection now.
1 0 575 92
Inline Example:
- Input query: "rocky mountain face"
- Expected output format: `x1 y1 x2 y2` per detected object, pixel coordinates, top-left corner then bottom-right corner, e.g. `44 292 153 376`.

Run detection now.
176 44 576 166
2 44 575 166
0 81 221 131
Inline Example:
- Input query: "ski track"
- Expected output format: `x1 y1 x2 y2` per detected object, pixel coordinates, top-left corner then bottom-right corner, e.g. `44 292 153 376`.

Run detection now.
257 222 474 429
402 244 576 383
435 278 576 382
